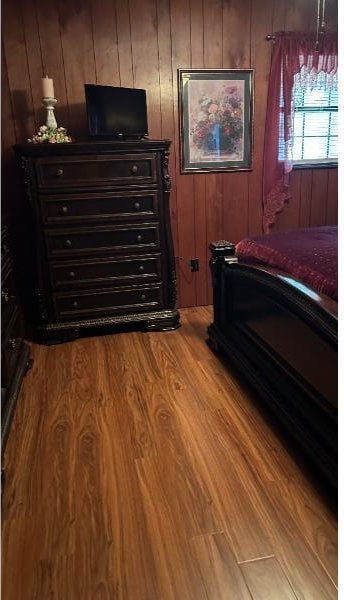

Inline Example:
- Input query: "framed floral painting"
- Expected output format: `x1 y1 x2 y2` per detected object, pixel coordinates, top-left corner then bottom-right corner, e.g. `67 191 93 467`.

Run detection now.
178 69 254 173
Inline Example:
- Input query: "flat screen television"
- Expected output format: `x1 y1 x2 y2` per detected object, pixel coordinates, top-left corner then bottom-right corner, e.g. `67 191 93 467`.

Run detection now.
84 84 148 139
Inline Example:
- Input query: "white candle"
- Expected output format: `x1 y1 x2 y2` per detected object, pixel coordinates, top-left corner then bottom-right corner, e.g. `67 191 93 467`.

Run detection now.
42 76 54 98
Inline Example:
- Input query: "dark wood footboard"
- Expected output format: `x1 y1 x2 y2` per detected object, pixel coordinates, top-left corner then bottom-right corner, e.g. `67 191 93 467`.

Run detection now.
208 241 338 489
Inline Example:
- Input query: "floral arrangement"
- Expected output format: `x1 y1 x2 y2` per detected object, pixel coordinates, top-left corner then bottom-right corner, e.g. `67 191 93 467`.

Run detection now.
28 125 72 144
191 85 244 154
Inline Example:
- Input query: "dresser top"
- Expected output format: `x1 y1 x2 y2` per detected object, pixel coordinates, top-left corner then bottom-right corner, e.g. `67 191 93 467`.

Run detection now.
14 138 171 157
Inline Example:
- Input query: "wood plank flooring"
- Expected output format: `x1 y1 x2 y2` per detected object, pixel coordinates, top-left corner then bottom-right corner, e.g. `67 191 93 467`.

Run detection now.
1 306 337 599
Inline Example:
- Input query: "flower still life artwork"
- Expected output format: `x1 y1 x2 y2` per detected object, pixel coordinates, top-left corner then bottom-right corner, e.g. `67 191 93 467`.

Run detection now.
190 80 244 160
178 69 253 173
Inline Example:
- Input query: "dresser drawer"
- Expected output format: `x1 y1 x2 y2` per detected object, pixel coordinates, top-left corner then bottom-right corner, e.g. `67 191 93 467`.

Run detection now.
53 284 163 318
36 154 157 189
45 224 160 257
40 190 159 224
50 255 162 289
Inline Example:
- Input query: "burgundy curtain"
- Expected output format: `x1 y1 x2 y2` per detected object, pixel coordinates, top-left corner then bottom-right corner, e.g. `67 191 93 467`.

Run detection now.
262 31 337 234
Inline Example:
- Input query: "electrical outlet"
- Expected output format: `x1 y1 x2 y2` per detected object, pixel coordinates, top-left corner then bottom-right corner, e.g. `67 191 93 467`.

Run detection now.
190 258 199 272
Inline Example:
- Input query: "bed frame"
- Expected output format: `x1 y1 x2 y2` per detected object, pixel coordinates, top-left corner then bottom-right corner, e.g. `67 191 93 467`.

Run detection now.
207 241 338 490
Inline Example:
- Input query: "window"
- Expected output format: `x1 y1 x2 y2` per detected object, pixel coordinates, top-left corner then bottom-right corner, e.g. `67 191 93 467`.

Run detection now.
263 31 337 232
278 70 338 166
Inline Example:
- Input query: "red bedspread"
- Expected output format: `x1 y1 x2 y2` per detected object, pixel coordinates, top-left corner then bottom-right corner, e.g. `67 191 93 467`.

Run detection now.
236 226 338 300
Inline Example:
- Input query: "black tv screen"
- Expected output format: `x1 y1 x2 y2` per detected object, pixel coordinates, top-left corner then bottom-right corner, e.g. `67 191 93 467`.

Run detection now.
84 84 148 139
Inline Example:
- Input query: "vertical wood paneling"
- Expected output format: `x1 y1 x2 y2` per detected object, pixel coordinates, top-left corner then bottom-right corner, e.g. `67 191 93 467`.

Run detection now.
298 170 313 228
285 0 320 32
204 0 225 304
1 45 17 159
190 0 208 306
2 0 338 308
156 0 175 143
194 176 208 305
222 0 251 69
248 0 273 236
156 0 181 303
310 170 329 227
205 175 224 304
36 0 71 129
58 0 96 136
115 0 134 88
272 0 286 31
171 0 196 308
91 0 120 86
326 170 338 225
2 0 36 142
288 170 303 228
222 0 251 246
20 0 43 131
1 42 21 218
129 0 161 138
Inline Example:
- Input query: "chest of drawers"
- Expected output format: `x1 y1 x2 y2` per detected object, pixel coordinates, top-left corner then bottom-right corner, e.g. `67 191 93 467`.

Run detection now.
14 140 179 344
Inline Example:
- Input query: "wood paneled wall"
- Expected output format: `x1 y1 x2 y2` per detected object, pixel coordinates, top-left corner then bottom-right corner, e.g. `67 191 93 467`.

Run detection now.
2 0 338 308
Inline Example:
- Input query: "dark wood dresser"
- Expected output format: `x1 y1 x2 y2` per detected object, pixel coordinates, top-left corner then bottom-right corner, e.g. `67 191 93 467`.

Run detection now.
14 139 180 344
1 223 31 453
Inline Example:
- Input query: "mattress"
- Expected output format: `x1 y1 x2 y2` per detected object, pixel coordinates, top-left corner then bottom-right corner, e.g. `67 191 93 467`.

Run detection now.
235 226 338 300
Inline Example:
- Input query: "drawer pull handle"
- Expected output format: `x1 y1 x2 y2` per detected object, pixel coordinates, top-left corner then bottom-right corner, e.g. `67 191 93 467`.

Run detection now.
69 271 76 279
131 165 138 174
133 202 141 210
140 294 147 301
56 169 64 177
138 265 145 273
1 291 9 303
65 239 72 248
60 205 69 214
72 301 79 308
8 338 17 351
136 234 143 243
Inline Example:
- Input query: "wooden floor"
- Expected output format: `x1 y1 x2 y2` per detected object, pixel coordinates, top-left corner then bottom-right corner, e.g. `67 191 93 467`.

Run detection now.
1 307 337 599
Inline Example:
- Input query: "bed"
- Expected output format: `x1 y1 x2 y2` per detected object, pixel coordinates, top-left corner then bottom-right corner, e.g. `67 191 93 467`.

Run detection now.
207 226 338 489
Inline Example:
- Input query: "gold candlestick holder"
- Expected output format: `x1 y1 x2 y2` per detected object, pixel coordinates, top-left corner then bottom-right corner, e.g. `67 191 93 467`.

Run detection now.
42 97 57 129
